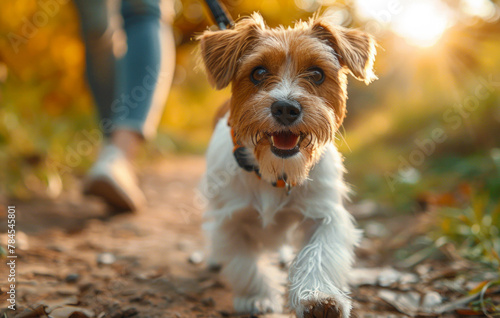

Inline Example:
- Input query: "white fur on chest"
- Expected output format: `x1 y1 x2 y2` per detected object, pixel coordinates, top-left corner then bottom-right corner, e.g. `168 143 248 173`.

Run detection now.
201 117 349 227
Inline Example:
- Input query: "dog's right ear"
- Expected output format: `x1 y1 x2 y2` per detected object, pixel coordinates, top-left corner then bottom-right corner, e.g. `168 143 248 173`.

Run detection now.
311 16 377 84
198 13 264 90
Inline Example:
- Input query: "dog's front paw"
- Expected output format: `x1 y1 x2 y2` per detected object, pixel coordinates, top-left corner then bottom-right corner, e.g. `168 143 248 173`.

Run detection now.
296 293 351 318
234 294 283 314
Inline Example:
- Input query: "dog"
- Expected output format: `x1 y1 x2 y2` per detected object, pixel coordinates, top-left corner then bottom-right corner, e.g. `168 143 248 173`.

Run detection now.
198 12 376 318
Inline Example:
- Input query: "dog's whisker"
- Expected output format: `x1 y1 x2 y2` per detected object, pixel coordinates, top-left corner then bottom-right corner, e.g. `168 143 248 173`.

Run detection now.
336 125 352 152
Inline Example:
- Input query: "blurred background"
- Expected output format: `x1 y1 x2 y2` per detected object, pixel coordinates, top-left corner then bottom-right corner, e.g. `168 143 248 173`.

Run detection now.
0 0 499 270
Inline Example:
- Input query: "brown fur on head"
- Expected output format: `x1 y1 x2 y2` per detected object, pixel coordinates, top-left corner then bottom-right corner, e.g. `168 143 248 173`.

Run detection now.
198 13 377 185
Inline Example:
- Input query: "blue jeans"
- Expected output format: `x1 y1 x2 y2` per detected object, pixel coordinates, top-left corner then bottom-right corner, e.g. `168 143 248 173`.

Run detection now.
73 0 175 139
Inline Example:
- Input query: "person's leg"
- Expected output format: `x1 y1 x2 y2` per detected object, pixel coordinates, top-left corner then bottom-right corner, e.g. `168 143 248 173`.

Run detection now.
112 0 175 143
73 0 121 129
74 0 140 211
79 0 175 212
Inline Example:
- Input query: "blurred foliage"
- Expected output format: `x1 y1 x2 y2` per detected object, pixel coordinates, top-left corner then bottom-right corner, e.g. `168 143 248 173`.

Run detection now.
0 0 499 213
340 11 500 211
432 193 500 271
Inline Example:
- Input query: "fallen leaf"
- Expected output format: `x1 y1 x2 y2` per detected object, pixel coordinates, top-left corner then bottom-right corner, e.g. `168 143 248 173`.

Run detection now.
37 296 79 311
18 305 50 318
455 308 484 315
378 290 420 317
431 293 480 314
349 268 381 286
378 268 404 287
49 306 94 318
421 291 444 309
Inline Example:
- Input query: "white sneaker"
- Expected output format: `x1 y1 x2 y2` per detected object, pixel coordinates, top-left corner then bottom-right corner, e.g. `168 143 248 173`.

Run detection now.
83 144 146 212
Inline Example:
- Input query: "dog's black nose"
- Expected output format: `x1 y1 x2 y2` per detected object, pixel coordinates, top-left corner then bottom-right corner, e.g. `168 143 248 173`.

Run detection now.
271 101 301 126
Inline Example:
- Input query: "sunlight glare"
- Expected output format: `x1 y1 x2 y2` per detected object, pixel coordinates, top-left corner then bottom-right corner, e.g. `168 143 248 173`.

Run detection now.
460 0 497 20
392 1 452 47
354 0 453 47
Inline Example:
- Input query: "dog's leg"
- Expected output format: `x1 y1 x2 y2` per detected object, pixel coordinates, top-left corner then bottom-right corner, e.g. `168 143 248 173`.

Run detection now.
209 212 284 314
278 222 299 268
225 253 283 314
289 207 361 318
278 244 294 268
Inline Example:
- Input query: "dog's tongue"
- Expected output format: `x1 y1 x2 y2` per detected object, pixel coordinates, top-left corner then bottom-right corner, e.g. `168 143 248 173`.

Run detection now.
272 131 299 150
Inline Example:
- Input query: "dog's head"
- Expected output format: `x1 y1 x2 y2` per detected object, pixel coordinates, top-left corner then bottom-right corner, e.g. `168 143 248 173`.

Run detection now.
199 13 377 185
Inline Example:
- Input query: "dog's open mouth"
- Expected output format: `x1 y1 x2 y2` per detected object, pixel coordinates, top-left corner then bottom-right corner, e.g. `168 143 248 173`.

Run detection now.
269 131 302 158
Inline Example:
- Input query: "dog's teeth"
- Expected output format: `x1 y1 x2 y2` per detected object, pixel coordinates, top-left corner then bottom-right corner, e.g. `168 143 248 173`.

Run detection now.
271 136 275 145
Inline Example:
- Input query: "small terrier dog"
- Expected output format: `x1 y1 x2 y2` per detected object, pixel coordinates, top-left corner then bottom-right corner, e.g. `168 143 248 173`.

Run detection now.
198 12 376 318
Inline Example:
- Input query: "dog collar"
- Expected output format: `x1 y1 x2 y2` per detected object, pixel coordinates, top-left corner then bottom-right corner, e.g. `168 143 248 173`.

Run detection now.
230 128 294 193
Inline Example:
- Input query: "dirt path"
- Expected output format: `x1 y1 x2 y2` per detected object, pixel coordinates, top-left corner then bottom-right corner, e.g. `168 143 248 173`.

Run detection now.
0 155 491 318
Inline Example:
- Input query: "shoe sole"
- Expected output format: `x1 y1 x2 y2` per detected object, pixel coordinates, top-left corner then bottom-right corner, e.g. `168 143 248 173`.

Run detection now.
84 177 138 212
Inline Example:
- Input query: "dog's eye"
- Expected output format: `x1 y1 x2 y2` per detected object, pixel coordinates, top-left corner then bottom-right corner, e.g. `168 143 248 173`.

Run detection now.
308 67 325 85
251 67 268 85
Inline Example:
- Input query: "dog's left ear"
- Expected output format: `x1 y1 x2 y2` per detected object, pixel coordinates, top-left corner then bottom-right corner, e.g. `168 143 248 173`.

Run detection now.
312 17 377 84
198 14 265 89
